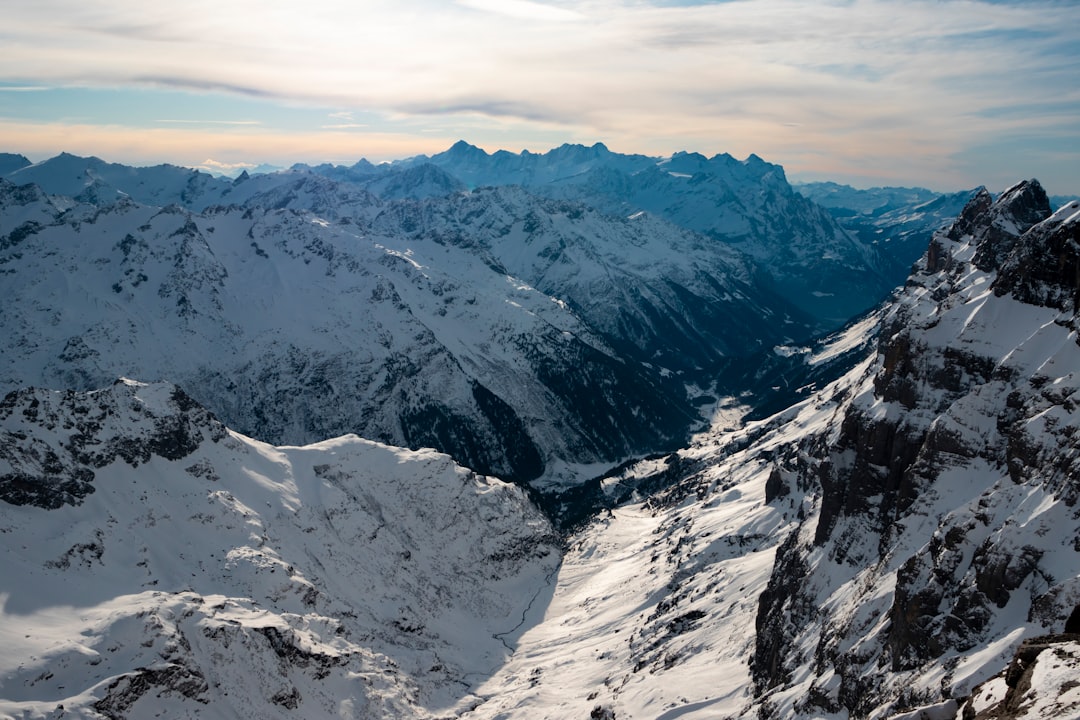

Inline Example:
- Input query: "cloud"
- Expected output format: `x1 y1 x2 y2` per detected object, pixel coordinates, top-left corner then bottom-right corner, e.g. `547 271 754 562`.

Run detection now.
455 0 584 22
196 158 256 172
1 0 1077 190
156 119 262 125
0 119 456 166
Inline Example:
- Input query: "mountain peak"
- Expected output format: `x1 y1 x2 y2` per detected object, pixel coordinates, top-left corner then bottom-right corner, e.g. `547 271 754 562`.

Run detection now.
447 139 487 157
0 152 31 176
996 178 1051 228
962 180 1052 271
994 187 1080 311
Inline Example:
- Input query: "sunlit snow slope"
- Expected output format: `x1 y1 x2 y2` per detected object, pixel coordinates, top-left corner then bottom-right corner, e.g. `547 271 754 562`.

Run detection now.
0 379 559 719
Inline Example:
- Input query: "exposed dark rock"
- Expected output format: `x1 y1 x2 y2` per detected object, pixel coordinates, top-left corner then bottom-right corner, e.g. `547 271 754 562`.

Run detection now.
764 465 790 503
970 181 1050 272
753 180 1080 718
0 381 228 509
995 199 1080 312
1065 606 1080 634
752 530 813 692
92 663 209 719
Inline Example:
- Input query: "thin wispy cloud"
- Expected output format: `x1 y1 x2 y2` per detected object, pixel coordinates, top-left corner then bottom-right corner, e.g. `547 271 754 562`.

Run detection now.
0 0 1076 191
455 0 584 22
156 119 262 125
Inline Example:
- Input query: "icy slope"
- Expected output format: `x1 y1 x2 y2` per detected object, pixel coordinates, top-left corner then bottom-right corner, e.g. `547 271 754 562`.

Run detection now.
0 379 559 719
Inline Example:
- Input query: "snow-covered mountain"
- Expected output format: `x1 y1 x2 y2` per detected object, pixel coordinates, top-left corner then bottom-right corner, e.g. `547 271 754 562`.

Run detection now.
0 378 560 719
390 142 904 327
1 176 722 487
454 181 1080 719
369 184 806 375
9 141 1080 718
3 146 859 488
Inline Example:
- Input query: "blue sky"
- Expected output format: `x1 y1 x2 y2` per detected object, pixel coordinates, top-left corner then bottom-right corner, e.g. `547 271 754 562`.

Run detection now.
1 0 1077 194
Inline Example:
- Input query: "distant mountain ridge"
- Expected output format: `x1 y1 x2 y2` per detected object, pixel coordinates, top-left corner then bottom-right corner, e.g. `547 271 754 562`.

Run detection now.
4 143 946 329
393 142 905 326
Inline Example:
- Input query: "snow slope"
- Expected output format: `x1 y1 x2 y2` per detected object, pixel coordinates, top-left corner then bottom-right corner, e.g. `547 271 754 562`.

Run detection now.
0 379 559 719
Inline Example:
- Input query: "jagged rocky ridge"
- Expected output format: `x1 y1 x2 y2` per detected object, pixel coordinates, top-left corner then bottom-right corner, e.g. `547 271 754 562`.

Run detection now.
393 142 906 327
0 379 559 719
751 182 1080 717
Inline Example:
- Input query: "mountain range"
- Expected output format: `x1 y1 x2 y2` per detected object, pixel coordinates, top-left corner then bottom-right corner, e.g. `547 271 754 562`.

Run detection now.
0 143 951 489
2 144 1079 719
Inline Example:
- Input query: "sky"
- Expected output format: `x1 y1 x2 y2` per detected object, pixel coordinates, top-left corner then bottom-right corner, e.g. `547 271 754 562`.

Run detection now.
1 0 1078 194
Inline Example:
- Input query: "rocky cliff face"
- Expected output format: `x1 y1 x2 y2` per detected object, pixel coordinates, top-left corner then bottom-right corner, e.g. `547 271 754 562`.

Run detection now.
467 182 1080 720
750 183 1080 717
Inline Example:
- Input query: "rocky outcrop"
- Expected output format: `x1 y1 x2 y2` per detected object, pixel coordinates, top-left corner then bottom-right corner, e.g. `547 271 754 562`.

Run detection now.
0 379 227 508
962 634 1080 719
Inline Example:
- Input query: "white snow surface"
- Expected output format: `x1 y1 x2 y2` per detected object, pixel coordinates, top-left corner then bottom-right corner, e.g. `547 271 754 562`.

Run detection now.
0 380 559 719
